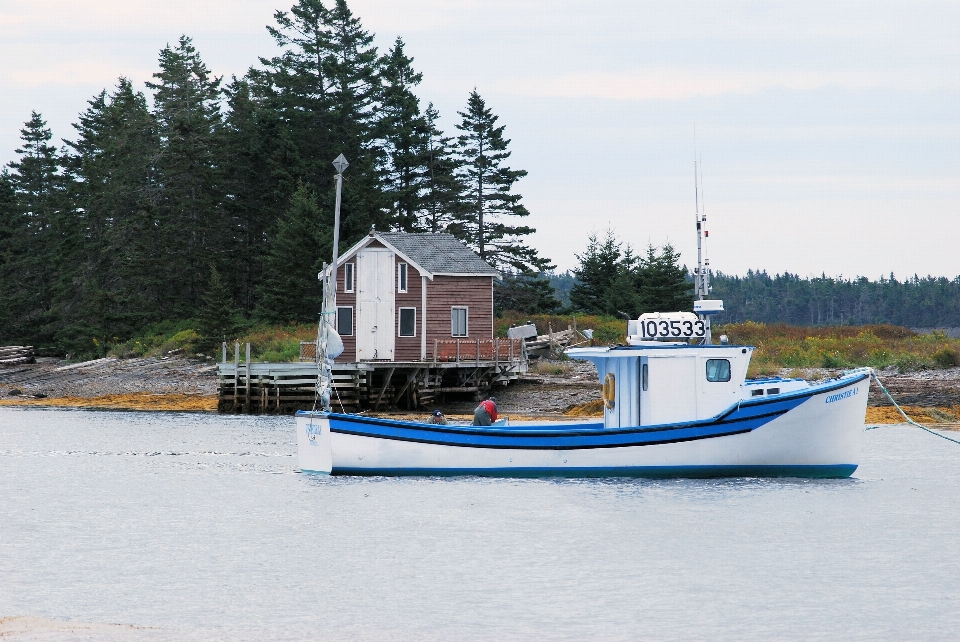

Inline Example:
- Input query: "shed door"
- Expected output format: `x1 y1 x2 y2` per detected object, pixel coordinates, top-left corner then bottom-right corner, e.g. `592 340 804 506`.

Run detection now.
356 248 395 360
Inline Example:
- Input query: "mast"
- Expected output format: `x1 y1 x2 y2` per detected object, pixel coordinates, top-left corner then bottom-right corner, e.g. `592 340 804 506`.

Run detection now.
693 160 713 344
316 154 349 412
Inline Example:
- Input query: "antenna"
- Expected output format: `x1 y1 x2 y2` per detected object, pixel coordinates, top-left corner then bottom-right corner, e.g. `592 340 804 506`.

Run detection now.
693 153 715 344
694 159 704 300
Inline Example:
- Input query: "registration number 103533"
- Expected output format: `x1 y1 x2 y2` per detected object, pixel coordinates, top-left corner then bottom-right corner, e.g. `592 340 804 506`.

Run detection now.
640 318 707 339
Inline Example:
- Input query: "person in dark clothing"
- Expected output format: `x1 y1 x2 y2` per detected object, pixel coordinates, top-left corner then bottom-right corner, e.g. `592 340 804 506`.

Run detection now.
473 396 498 426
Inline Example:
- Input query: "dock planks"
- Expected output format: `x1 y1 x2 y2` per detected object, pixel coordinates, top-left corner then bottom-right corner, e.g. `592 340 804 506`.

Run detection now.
217 340 527 414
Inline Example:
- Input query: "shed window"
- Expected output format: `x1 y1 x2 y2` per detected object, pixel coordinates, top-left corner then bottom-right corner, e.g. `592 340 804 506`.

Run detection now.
706 359 731 382
397 263 408 293
343 263 354 293
337 306 353 336
451 307 468 337
399 307 416 337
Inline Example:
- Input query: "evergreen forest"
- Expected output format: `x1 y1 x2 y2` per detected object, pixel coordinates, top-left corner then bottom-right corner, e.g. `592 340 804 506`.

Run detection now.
3 0 958 358
0 0 552 355
552 230 960 331
711 271 960 328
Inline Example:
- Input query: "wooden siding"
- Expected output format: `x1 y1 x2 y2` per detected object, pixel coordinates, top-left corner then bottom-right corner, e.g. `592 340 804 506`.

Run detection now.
332 247 494 363
394 257 423 361
333 260 357 363
426 276 495 359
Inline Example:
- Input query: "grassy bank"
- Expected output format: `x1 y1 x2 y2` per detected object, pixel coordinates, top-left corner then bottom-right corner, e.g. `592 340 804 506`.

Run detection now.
722 322 960 376
496 315 960 376
100 315 960 376
106 321 316 363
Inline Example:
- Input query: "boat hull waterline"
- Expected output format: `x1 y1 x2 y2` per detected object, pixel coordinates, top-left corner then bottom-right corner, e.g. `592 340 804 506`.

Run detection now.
296 372 869 478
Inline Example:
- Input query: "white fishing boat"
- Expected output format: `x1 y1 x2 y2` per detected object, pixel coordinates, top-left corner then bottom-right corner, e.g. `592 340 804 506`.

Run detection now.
296 333 870 478
296 157 870 478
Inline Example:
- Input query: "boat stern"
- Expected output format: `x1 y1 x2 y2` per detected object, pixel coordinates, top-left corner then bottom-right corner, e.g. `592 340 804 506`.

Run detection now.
296 411 333 474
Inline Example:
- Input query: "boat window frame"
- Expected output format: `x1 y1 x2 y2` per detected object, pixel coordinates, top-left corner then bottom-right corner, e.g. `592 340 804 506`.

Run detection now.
705 358 731 382
641 362 649 391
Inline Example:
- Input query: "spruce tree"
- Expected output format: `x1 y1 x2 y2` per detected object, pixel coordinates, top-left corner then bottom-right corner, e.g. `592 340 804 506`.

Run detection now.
0 170 19 339
378 37 430 232
453 90 548 272
494 272 562 314
198 266 238 350
1 112 63 345
422 104 466 233
604 267 643 318
636 243 693 313
255 0 388 254
256 183 325 323
221 78 276 313
59 79 161 348
570 231 622 314
146 36 225 316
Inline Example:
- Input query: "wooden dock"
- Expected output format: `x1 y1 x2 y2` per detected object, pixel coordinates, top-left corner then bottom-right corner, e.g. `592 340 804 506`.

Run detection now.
216 339 527 414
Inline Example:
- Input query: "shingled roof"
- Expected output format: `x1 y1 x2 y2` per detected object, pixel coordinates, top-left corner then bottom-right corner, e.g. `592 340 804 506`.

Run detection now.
376 232 500 277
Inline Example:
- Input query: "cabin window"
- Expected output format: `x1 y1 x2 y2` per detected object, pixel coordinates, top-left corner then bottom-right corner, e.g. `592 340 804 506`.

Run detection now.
766 388 780 395
337 306 353 336
398 307 416 337
751 389 764 397
343 263 355 293
397 263 408 293
451 307 468 337
706 359 731 382
641 363 649 391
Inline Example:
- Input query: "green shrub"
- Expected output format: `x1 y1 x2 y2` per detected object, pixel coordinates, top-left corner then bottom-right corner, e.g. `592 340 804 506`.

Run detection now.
895 354 929 373
157 329 200 356
933 347 960 368
820 351 848 368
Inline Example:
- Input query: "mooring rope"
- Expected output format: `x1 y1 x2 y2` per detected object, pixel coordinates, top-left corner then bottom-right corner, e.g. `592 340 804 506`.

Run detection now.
868 371 960 445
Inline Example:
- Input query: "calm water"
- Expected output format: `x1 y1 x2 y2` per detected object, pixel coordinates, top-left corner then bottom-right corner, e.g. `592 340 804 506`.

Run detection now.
1 408 959 641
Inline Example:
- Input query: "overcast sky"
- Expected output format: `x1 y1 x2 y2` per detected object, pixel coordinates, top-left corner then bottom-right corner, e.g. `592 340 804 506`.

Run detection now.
2 1 958 279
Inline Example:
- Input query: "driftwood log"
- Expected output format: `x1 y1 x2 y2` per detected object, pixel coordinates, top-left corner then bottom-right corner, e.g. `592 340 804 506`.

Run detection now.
0 346 35 365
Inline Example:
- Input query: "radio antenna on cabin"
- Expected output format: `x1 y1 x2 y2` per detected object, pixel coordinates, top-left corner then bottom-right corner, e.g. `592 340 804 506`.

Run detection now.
692 145 721 343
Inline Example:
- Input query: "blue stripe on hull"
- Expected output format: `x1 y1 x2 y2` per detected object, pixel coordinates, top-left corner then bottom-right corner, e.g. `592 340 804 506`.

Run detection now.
307 373 869 452
329 464 858 479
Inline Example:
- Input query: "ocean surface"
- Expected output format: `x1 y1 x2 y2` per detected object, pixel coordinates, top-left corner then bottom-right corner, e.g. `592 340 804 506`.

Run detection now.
1 407 959 641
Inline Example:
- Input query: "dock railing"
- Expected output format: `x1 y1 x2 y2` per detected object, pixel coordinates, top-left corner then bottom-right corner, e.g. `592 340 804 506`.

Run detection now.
300 338 526 364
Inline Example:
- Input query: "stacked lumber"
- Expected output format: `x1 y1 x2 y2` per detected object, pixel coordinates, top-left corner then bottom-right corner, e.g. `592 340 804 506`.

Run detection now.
524 329 577 359
0 346 35 366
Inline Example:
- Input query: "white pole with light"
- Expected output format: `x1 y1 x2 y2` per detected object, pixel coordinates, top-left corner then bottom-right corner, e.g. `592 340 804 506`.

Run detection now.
317 154 349 412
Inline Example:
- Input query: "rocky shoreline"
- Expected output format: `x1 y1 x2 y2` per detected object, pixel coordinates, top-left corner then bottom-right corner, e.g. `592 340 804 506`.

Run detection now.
1 357 958 423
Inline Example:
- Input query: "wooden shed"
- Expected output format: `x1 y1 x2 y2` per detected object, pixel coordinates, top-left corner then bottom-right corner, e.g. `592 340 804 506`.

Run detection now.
331 229 500 363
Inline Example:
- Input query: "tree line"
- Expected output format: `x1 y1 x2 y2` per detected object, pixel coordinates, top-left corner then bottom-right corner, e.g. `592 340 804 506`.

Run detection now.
497 230 694 317
0 0 549 354
711 271 960 328
511 230 960 330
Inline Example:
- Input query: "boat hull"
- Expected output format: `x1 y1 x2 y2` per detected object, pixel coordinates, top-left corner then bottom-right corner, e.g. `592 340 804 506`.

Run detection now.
296 373 869 478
